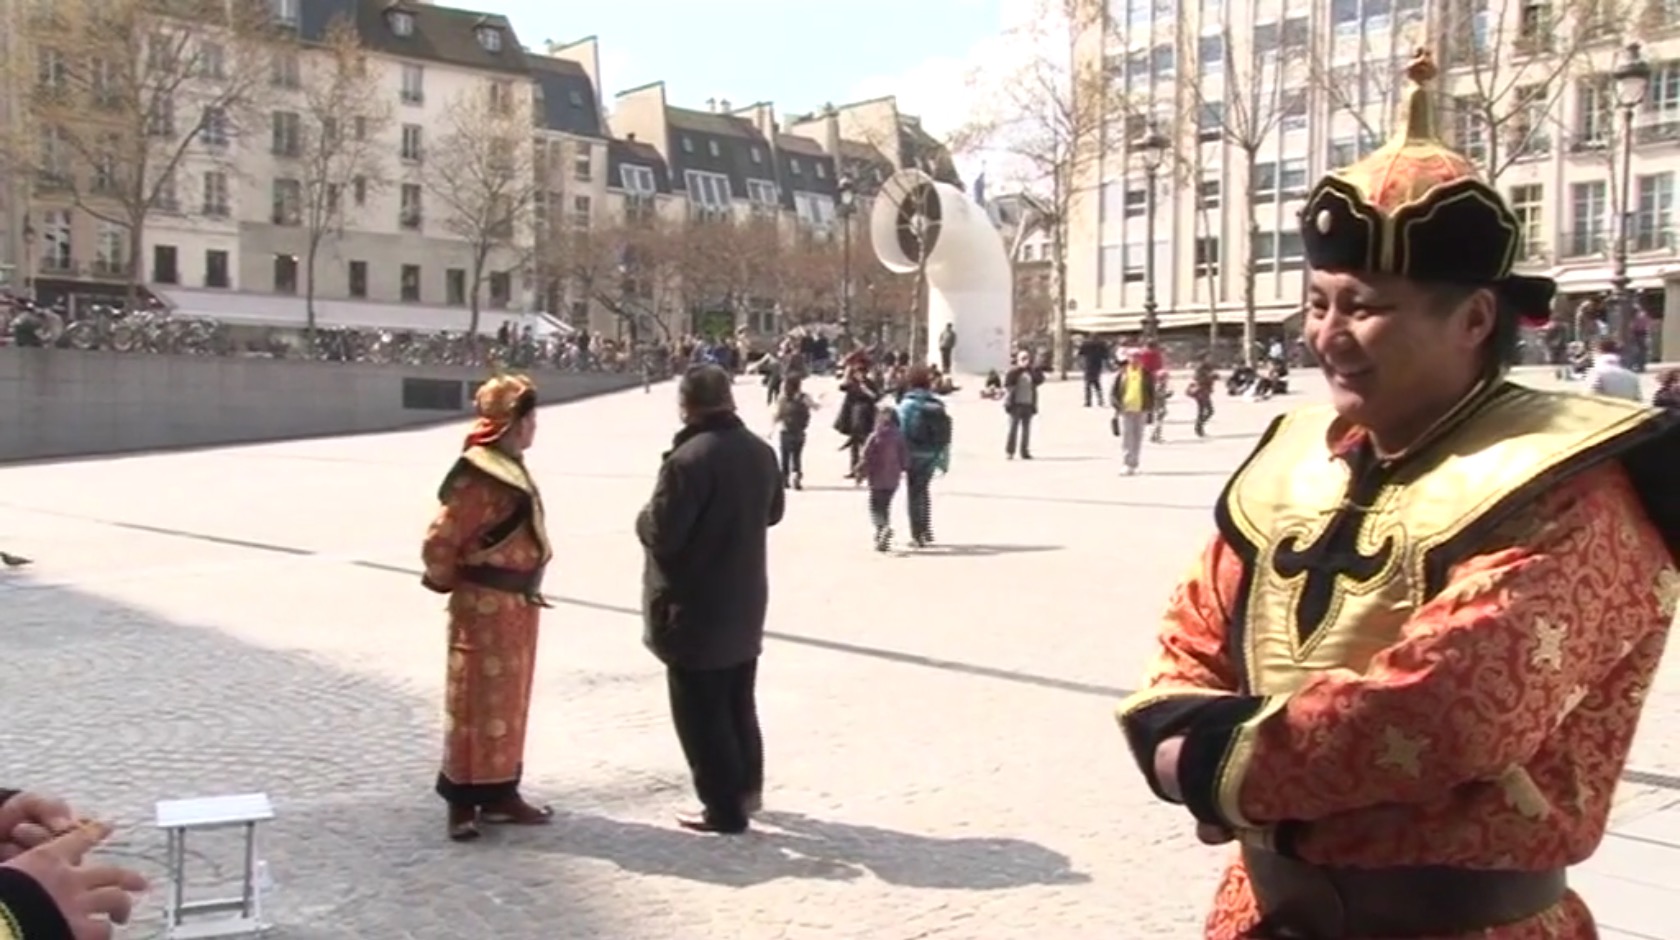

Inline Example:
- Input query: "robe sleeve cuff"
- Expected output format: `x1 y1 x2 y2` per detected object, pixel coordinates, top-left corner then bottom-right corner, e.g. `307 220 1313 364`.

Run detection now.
1177 694 1277 829
0 867 72 939
1115 689 1238 804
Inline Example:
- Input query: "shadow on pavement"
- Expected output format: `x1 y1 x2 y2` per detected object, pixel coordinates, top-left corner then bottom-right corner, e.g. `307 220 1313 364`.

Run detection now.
907 543 1063 557
0 572 611 939
534 809 1089 891
939 491 1209 512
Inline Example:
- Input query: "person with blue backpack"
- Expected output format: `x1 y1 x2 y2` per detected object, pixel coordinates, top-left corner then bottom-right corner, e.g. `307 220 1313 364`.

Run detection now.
895 365 952 548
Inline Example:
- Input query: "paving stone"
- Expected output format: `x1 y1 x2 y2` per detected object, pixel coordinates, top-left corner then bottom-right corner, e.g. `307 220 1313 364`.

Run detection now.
0 365 1673 938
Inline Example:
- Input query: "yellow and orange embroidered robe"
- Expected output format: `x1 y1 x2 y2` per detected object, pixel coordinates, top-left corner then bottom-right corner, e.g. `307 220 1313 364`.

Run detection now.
422 445 552 805
1118 383 1680 940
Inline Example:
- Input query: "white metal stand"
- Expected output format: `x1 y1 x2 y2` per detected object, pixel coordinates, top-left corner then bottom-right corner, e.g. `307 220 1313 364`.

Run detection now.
153 793 275 940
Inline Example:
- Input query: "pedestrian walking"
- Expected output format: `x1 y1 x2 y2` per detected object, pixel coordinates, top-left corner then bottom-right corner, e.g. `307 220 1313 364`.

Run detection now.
772 376 814 490
1110 350 1156 475
856 406 909 551
636 365 784 835
1002 351 1042 460
1189 358 1216 437
896 366 952 547
1077 333 1112 406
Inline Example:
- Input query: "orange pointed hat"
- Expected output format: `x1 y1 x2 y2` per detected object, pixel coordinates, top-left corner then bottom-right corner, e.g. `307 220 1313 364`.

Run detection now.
1299 50 1554 324
463 373 537 449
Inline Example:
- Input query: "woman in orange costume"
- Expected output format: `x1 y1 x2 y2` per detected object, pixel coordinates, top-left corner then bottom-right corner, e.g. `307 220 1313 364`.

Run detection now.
1117 51 1680 939
422 374 554 841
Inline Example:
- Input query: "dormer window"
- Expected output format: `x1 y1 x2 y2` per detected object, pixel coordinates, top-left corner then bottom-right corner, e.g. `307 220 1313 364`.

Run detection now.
816 162 827 179
681 136 694 153
750 147 762 164
567 90 583 107
708 140 720 157
791 158 803 175
389 11 414 36
476 27 502 52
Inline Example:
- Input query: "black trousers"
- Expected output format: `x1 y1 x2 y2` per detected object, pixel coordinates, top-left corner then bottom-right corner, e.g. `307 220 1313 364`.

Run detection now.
940 348 953 372
1194 397 1214 436
868 486 896 530
906 457 935 542
666 658 762 827
778 432 805 482
1006 410 1033 457
1083 371 1105 406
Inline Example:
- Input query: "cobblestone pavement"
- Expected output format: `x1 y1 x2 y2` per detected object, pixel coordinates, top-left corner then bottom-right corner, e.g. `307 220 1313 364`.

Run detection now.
0 366 1675 939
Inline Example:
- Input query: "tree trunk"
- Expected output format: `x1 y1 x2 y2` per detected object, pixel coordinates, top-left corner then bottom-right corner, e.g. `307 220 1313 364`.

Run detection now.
1240 150 1260 366
124 222 144 314
468 245 487 363
1198 205 1219 349
304 232 321 350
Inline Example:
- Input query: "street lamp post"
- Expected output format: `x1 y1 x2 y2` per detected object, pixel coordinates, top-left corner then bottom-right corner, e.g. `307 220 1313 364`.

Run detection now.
1611 42 1652 345
837 176 856 352
1135 119 1170 343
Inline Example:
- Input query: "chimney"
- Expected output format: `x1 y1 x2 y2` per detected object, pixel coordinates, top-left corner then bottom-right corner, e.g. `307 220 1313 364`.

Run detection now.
720 98 731 112
626 132 636 142
706 97 717 112
823 104 841 159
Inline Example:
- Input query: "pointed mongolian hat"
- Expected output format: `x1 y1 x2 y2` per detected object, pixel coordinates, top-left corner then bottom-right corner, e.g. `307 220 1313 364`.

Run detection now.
1299 50 1555 324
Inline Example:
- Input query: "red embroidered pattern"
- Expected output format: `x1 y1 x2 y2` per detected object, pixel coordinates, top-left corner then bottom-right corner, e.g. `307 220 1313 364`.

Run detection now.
1138 463 1673 939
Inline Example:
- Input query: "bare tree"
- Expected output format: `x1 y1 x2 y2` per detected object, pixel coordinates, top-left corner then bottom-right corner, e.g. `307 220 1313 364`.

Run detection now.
294 16 390 341
951 0 1125 375
777 233 845 325
1177 16 1306 362
6 0 280 309
1433 0 1600 183
424 81 538 347
545 214 685 342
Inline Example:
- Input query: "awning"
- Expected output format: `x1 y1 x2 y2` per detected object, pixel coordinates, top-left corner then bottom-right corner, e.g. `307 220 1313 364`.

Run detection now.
1546 261 1680 294
1067 304 1300 334
151 288 574 335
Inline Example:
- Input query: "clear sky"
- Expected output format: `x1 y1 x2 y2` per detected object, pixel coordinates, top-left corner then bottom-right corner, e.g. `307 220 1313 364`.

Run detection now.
484 0 1014 137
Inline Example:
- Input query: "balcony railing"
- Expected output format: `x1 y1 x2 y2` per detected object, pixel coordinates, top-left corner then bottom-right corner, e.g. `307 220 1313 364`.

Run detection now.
1637 121 1680 145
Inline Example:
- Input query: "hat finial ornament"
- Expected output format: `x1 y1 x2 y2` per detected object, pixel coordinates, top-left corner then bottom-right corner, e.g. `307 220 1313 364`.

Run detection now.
1401 49 1440 143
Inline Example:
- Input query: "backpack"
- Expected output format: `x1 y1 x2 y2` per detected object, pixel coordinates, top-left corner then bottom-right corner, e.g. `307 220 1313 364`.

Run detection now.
780 395 811 433
905 397 952 450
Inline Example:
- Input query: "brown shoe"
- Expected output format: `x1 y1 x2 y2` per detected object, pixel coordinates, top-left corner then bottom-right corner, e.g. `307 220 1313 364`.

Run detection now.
480 796 554 826
447 805 480 842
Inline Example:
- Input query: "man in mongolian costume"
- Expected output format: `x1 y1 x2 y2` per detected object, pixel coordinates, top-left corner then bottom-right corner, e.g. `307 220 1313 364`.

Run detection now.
1117 52 1680 939
422 374 555 841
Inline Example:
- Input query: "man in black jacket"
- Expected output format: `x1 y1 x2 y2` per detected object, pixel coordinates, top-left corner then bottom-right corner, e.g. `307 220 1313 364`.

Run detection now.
636 364 785 834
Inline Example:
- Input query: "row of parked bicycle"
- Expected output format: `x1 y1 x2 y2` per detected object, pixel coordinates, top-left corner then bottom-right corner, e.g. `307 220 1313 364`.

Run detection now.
0 300 231 355
0 299 652 372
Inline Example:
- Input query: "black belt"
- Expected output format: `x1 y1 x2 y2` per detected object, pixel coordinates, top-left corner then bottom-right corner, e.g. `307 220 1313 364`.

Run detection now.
457 565 544 598
1243 847 1566 939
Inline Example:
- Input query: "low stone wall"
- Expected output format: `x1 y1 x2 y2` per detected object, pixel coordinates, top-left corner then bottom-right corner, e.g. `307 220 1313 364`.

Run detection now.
0 349 644 463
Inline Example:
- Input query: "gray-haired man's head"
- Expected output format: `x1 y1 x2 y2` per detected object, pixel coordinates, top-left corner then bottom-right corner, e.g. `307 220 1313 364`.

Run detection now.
678 364 736 424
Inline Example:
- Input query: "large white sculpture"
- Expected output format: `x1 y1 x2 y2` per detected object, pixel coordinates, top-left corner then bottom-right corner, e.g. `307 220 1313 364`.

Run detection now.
868 169 1012 374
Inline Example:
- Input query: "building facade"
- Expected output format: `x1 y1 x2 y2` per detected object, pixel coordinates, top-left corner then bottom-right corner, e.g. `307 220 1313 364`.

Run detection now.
7 0 957 340
1068 0 1680 356
233 1 538 313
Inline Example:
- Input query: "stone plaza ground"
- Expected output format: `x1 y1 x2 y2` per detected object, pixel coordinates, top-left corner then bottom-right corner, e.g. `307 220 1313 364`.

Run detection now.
0 367 1677 939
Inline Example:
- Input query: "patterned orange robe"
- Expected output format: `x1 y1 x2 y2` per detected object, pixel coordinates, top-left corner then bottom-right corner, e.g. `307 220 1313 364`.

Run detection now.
422 458 550 807
1126 463 1675 939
